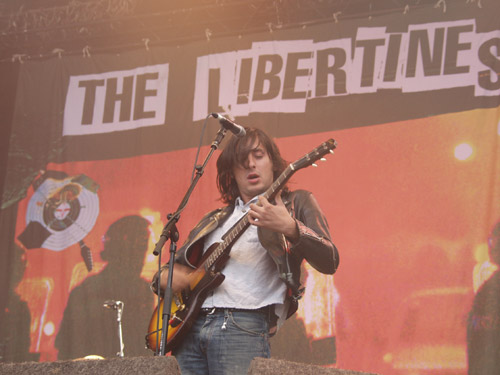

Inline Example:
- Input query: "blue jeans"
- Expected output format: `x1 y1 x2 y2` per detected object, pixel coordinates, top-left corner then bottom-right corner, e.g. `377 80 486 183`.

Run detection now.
172 309 271 375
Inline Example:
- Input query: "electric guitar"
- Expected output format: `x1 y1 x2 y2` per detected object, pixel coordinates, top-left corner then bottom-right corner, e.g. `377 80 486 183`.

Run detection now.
145 138 337 353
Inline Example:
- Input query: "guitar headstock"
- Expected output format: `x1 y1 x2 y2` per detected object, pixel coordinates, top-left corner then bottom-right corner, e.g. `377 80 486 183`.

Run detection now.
291 139 337 171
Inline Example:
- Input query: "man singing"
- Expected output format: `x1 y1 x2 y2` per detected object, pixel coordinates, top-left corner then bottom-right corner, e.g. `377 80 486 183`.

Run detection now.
151 127 339 374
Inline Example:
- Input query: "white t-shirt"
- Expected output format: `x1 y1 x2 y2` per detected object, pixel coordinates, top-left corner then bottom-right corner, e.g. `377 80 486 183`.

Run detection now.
201 196 287 310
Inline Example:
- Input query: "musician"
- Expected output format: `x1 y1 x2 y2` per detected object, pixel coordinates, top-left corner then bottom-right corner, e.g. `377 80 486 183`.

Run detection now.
151 127 339 375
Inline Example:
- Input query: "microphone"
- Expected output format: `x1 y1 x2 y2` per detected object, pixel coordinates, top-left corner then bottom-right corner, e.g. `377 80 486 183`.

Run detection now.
103 300 123 310
211 113 246 138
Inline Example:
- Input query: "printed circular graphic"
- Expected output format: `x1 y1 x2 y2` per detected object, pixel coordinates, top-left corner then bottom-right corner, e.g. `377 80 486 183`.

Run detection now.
26 177 99 251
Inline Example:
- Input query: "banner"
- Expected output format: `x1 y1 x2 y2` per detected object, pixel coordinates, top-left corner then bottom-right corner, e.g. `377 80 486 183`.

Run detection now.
1 2 499 374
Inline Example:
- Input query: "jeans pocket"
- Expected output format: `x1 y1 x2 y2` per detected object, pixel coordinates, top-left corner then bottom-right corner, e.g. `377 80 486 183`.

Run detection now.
229 311 269 337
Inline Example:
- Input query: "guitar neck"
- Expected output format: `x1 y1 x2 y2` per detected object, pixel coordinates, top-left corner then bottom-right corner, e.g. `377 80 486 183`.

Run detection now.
204 165 295 270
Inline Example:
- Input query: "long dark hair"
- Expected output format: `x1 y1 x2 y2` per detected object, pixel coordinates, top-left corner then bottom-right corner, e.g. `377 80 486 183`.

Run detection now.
216 127 288 205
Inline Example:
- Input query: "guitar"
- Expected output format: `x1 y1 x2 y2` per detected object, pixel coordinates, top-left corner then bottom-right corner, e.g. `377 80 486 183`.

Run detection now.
145 138 337 353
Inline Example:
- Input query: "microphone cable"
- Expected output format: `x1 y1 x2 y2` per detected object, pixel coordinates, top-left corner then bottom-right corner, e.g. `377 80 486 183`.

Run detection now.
191 113 215 182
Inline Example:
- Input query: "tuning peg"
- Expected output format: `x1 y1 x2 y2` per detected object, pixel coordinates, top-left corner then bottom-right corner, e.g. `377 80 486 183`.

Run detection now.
320 157 326 161
312 163 318 167
329 150 334 154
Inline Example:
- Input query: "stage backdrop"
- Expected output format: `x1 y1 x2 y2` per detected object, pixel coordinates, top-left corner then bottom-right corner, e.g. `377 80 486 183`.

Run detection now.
1 2 499 374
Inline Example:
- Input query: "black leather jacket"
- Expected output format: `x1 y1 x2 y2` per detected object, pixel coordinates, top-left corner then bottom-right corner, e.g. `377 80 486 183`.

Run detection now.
151 189 339 323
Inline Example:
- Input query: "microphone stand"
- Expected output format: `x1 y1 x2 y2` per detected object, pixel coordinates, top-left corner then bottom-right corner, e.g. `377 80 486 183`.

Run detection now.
153 127 227 356
103 300 125 357
116 302 124 358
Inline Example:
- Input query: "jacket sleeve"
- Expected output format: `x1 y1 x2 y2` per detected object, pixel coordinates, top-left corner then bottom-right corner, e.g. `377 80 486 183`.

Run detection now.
149 208 222 295
289 190 339 274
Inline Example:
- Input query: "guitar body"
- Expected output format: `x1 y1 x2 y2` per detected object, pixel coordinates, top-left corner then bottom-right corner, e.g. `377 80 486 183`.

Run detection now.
146 244 229 353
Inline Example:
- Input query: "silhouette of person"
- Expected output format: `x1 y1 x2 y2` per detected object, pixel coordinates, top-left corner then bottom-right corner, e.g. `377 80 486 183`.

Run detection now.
55 215 154 359
467 221 500 375
0 243 35 362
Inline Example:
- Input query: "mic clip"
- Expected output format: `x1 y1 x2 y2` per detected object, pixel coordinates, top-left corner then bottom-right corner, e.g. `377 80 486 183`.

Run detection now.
103 300 123 310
